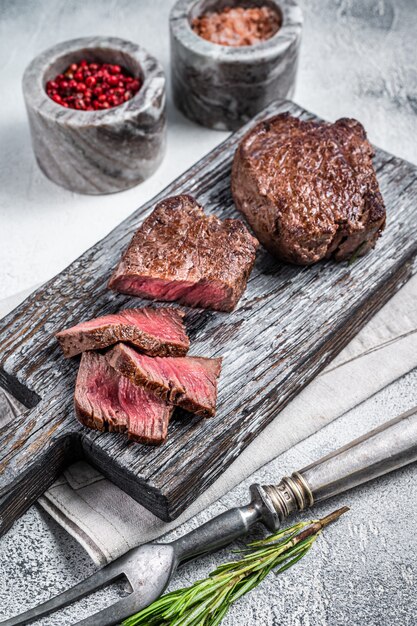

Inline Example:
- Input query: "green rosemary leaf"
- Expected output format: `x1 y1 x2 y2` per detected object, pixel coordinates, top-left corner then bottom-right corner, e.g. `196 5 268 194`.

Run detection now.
276 547 311 575
123 507 349 626
268 536 315 568
209 602 230 626
170 593 218 626
229 573 261 603
247 521 309 547
178 585 209 615
122 596 166 625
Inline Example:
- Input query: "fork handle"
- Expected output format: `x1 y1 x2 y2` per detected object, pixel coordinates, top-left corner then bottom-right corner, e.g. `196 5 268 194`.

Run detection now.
172 503 262 564
173 406 417 562
255 405 417 529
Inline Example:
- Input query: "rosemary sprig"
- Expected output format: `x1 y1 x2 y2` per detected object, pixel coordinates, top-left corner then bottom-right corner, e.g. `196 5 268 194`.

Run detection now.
123 506 349 626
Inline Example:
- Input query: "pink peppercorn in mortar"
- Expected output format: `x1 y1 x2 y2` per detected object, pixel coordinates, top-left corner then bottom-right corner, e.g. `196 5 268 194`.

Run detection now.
45 59 142 111
23 36 166 193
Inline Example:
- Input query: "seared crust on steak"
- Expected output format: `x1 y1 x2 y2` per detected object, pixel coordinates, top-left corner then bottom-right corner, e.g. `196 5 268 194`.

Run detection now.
109 195 259 311
107 343 222 418
231 113 386 265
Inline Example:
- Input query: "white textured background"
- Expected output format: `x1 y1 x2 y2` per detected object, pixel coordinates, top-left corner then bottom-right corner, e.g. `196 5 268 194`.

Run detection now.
0 0 417 624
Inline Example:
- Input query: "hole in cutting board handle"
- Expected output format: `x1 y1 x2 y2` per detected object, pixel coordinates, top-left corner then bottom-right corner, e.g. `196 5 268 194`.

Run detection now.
0 367 41 412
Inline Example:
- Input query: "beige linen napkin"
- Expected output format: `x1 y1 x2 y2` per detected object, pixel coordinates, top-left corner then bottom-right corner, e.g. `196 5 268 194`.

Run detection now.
1 276 417 566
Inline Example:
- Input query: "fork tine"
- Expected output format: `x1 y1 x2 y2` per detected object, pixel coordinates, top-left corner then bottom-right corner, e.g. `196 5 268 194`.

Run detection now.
75 592 145 626
0 560 125 626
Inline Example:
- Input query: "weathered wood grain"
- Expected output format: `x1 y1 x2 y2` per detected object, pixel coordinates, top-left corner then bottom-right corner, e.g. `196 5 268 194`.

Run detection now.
0 100 417 533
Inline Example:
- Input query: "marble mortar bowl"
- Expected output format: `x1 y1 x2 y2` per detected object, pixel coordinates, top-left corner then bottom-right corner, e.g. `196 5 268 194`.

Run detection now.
22 37 167 194
170 0 303 131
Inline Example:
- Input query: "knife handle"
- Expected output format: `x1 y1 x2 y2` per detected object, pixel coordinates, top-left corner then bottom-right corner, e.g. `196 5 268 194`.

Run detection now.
251 405 417 531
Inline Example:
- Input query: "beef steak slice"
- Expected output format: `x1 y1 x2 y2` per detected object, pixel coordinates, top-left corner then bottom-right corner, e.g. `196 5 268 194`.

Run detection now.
56 307 189 358
108 194 259 312
74 351 173 445
231 113 386 265
107 343 222 418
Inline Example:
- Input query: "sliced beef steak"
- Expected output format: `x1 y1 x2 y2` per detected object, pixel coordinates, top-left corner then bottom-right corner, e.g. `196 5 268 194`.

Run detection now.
108 195 259 312
232 114 386 265
74 351 173 445
56 307 189 358
107 343 222 418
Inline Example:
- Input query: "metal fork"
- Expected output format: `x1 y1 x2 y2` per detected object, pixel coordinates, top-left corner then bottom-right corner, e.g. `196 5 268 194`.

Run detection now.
3 405 417 626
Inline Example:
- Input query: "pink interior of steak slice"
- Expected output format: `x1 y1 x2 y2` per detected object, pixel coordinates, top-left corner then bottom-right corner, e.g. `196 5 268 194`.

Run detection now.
107 344 222 418
56 307 189 358
108 195 259 312
112 277 233 311
121 308 187 344
117 375 173 444
74 351 173 445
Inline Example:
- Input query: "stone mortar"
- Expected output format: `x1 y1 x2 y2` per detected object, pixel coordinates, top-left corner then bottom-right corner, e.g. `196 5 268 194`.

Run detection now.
170 0 303 130
22 36 167 195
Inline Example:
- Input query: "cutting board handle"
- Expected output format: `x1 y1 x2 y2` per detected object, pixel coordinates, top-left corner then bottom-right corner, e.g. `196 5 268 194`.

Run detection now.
0 411 81 537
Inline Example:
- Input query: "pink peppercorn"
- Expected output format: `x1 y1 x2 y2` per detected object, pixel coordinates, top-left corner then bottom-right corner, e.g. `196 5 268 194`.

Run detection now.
45 60 141 111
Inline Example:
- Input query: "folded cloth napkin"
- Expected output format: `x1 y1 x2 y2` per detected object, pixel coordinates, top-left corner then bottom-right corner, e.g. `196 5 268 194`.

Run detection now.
1 275 417 566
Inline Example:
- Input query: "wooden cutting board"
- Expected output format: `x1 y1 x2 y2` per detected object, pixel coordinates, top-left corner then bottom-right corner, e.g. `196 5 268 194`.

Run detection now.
1 100 417 533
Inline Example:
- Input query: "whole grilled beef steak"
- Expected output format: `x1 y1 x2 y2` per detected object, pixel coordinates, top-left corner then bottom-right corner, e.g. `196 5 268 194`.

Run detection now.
74 351 173 445
231 114 386 265
56 307 189 358
107 343 222 418
108 195 259 311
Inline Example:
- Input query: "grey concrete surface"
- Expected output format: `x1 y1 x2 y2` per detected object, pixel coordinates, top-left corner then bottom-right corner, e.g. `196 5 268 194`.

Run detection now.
0 0 416 624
